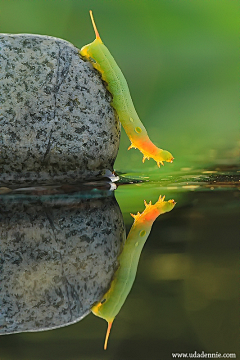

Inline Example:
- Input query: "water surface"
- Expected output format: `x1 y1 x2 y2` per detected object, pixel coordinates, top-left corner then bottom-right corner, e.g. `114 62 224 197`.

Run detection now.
0 165 239 360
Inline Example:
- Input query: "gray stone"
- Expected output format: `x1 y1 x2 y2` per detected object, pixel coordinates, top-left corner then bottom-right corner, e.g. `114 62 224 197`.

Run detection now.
0 34 120 185
0 192 125 334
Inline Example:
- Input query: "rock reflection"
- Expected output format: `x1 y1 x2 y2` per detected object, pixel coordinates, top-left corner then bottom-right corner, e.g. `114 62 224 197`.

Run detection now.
0 187 125 334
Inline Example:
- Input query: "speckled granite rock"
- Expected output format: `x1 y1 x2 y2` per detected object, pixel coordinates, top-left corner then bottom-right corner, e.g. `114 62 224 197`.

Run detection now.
0 34 120 185
0 192 125 334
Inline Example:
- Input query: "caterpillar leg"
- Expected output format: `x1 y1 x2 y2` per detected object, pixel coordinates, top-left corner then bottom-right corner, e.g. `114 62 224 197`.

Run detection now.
128 140 174 167
131 196 176 224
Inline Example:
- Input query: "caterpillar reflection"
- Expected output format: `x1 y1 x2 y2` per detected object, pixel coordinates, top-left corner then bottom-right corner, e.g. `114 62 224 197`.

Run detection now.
91 196 176 349
80 11 174 167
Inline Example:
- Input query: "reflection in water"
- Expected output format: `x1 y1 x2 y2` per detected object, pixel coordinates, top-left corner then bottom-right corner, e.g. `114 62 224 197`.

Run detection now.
0 188 175 352
0 190 125 334
1 181 238 358
91 195 176 349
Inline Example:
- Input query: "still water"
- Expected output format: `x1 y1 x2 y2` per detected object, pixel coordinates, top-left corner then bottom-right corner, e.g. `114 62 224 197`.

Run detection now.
0 165 239 360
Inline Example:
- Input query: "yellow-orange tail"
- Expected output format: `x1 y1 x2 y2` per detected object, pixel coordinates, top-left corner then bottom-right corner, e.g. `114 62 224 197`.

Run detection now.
89 10 103 43
104 321 113 350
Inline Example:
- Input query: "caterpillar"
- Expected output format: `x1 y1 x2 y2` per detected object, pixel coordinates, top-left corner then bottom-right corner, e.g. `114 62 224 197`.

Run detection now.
80 11 174 168
91 196 176 349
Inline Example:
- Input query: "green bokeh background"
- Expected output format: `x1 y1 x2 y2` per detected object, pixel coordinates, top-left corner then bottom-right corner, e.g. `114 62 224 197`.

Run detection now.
1 0 238 174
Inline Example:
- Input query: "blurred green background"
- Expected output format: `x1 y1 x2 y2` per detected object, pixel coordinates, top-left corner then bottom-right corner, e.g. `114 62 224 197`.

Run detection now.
1 0 238 174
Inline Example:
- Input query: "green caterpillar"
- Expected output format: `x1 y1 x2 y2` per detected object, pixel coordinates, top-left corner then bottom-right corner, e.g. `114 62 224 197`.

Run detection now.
91 196 176 349
80 11 174 168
